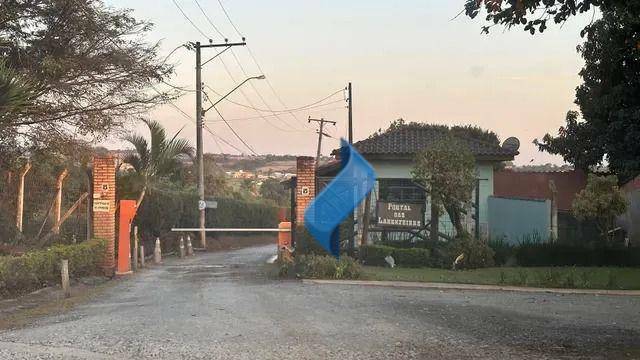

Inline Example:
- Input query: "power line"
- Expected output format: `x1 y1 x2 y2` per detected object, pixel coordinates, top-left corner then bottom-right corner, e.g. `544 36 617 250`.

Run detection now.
212 106 258 155
208 105 346 123
216 0 243 38
193 0 226 39
151 84 247 154
228 48 302 131
171 0 210 39
205 85 344 114
215 0 313 130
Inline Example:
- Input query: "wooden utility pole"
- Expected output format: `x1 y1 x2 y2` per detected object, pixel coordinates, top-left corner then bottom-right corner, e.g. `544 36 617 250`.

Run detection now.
194 39 247 250
16 162 31 232
53 169 68 234
308 117 336 170
347 82 353 144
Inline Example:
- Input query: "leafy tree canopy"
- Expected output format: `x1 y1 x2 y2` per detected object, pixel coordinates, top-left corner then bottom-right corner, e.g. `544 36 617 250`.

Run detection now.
373 118 500 146
465 1 640 182
0 0 175 163
412 136 476 236
464 0 640 34
572 174 627 241
535 9 640 182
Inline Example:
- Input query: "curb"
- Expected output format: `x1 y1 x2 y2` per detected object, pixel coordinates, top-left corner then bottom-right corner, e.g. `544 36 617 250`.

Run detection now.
302 279 640 296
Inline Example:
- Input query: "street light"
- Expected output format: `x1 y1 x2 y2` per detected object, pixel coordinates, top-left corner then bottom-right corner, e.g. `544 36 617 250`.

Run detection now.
195 74 265 250
202 75 265 116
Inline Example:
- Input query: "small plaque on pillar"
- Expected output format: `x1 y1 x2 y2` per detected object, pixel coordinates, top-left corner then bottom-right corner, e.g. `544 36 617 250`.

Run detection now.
93 200 111 212
300 186 310 196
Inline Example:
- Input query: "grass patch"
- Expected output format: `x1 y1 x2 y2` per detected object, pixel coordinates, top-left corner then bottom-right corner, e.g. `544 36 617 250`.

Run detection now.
362 266 640 290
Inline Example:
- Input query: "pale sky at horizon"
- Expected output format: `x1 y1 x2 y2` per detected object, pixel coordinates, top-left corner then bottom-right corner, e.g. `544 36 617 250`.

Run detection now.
103 0 593 165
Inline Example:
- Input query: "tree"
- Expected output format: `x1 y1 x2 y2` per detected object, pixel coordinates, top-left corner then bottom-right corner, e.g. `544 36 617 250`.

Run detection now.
463 1 640 182
412 136 476 238
463 1 640 34
572 174 628 242
535 10 640 182
260 178 289 205
0 0 175 160
122 120 194 206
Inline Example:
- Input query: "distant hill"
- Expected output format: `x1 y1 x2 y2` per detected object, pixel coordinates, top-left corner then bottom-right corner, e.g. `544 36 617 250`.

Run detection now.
209 153 331 173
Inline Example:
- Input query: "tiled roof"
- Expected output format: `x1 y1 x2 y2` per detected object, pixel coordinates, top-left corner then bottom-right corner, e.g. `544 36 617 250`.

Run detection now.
336 127 517 160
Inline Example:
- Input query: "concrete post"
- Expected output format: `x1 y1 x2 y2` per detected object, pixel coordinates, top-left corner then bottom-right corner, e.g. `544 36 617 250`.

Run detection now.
153 237 162 264
15 162 31 233
61 259 70 298
52 169 68 234
132 226 139 272
179 236 185 259
186 235 194 256
139 245 145 268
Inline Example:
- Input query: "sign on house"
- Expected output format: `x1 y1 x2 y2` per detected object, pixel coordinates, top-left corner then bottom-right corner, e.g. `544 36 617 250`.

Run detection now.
376 201 424 229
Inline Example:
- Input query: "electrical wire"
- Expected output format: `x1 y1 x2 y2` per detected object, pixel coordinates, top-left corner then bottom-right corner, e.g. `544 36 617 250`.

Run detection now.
216 0 244 38
171 0 210 39
215 0 314 130
151 84 247 154
193 0 226 39
207 105 346 123
228 48 302 131
205 86 344 114
212 106 258 155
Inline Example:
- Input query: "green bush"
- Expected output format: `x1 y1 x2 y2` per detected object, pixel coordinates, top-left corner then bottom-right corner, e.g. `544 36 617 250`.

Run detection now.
489 239 517 266
133 189 280 240
294 227 329 256
445 235 495 269
391 248 431 268
515 242 640 267
291 254 361 279
359 245 395 266
0 239 105 298
360 245 431 268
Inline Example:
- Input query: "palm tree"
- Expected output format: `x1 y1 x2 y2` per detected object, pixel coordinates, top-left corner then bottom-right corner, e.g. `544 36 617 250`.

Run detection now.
0 59 39 127
122 119 194 206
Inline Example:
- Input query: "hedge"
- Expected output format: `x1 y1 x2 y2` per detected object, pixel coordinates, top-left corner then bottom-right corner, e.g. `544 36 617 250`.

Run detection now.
514 243 640 267
134 190 280 239
0 239 105 298
359 245 431 268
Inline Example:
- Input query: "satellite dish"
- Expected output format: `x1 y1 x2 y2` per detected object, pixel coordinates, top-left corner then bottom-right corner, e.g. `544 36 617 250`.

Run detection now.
502 137 520 152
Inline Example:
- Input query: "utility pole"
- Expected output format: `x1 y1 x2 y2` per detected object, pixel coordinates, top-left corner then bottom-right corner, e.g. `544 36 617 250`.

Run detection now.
347 82 353 144
308 117 336 170
194 39 246 249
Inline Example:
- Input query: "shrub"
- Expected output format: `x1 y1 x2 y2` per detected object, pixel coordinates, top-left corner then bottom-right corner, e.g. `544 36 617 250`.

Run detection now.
489 239 517 266
515 243 640 267
294 227 329 256
292 254 361 279
391 248 431 268
359 245 394 266
0 239 105 298
359 245 431 268
134 190 280 240
445 234 495 269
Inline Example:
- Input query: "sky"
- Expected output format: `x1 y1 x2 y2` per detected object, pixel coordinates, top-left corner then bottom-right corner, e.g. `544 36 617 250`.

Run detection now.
103 0 593 165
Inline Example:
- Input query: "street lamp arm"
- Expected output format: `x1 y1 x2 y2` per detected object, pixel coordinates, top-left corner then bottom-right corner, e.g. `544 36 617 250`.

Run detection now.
202 75 265 116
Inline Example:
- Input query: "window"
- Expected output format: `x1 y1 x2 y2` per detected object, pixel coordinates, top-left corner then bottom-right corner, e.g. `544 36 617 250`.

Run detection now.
378 178 426 203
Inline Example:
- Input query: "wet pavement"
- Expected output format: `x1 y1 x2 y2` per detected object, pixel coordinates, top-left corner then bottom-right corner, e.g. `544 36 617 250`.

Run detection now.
0 244 639 359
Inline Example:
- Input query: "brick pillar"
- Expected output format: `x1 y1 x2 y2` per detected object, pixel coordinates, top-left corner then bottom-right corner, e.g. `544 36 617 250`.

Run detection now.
92 155 116 276
295 156 316 225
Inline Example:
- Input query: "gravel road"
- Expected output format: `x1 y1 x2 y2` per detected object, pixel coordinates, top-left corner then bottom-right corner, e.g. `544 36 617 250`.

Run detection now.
0 244 639 359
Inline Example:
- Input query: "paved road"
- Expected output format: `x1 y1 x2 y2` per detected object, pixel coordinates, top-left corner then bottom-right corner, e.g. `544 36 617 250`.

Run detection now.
1 245 639 359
